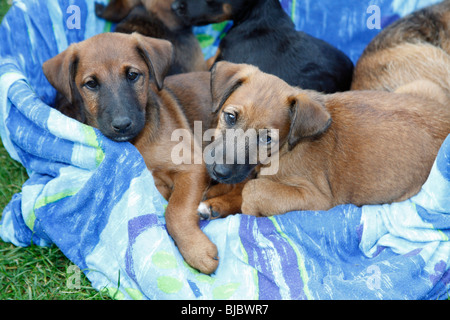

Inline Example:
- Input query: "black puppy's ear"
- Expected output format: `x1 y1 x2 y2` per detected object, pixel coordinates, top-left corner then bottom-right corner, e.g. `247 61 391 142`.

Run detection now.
133 32 174 91
210 61 256 113
287 93 331 150
95 0 140 22
42 45 79 105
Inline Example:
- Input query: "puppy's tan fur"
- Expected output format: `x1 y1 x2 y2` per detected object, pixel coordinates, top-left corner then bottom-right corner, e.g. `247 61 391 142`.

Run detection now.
209 62 450 216
352 0 450 105
43 33 218 274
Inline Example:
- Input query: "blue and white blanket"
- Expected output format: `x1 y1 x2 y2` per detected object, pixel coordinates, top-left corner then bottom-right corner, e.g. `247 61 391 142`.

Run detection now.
0 0 448 300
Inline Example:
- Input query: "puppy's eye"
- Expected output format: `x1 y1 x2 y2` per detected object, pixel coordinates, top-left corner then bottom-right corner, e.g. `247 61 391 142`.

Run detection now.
224 112 237 126
84 80 98 90
127 71 139 82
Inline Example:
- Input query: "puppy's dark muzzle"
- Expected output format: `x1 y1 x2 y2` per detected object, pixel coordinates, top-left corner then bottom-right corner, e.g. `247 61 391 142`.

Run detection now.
211 164 233 180
207 163 254 185
101 114 144 142
111 116 132 134
98 89 146 142
171 1 187 15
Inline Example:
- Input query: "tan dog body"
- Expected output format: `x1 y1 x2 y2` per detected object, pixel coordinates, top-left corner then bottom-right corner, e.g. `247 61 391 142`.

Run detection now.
243 90 449 215
43 33 219 274
206 62 450 217
132 73 219 274
352 0 450 105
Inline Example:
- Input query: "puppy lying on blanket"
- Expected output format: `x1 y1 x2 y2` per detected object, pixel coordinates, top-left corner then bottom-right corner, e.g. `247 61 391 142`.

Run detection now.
42 32 219 274
171 0 354 93
198 61 450 218
352 0 450 104
95 0 207 75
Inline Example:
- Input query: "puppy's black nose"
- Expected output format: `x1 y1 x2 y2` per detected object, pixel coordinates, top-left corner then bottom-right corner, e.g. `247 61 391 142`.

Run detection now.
213 164 234 180
112 116 132 133
171 1 186 14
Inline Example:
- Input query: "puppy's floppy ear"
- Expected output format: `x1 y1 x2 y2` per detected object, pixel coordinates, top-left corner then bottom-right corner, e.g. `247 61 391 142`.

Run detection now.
210 61 256 113
133 32 174 91
42 45 79 104
287 93 331 150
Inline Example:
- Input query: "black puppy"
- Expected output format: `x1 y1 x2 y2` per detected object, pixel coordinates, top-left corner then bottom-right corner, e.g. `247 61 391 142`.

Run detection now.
172 0 354 93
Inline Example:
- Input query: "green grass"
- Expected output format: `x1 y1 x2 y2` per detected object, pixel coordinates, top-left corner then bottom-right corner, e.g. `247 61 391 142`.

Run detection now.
0 1 110 300
0 0 11 22
0 141 109 300
0 243 110 299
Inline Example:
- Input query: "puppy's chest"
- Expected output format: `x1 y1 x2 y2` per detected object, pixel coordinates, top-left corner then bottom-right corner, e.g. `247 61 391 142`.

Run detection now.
135 138 178 170
136 140 177 190
269 146 331 184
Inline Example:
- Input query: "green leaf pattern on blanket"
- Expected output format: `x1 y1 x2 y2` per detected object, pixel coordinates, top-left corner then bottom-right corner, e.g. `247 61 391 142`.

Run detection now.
196 21 229 49
81 125 105 167
213 283 241 299
157 276 183 294
125 287 144 300
152 251 178 269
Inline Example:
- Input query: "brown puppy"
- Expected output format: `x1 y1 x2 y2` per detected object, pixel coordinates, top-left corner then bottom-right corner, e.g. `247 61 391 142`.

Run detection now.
96 0 207 75
43 32 218 274
202 61 450 216
352 0 450 104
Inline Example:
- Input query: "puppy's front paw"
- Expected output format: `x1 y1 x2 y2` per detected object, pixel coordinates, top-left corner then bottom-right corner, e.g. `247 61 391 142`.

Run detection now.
196 241 219 275
197 202 221 220
179 237 219 274
198 194 242 220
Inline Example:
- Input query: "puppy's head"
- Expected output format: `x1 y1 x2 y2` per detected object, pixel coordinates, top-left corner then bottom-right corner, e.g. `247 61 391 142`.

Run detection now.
206 61 331 184
171 0 253 25
43 32 173 142
143 0 188 30
97 0 186 29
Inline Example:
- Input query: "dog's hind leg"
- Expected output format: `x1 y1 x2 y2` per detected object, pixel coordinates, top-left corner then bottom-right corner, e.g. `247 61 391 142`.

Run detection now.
241 178 333 216
394 79 450 105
